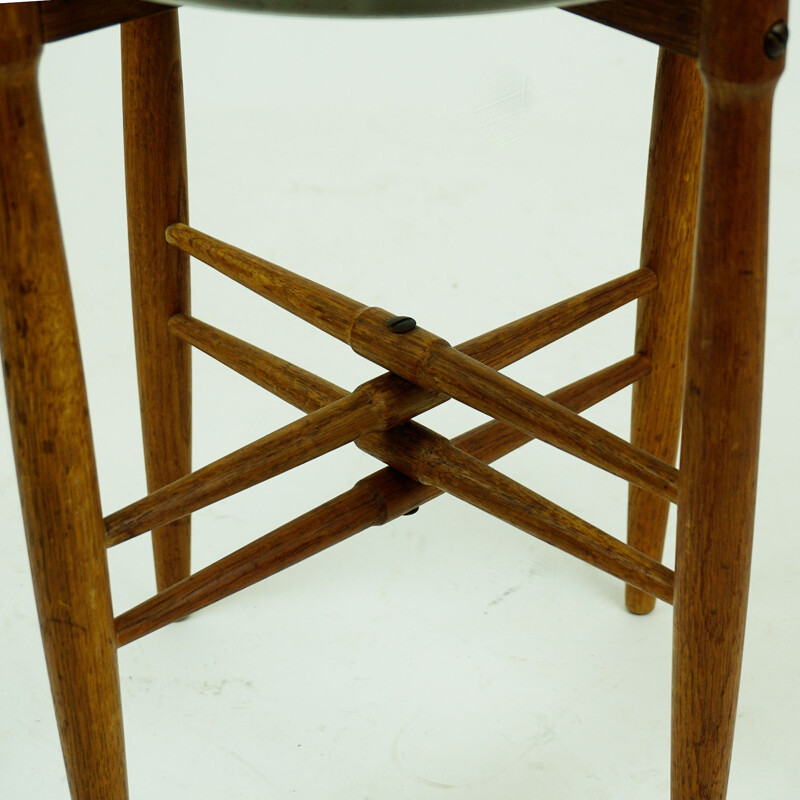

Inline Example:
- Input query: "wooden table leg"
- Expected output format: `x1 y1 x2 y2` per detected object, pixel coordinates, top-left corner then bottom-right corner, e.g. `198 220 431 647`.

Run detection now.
0 6 128 798
625 48 704 615
122 9 192 591
672 2 787 796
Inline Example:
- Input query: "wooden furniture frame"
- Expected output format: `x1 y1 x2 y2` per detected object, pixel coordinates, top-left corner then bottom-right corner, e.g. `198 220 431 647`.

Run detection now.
0 0 789 797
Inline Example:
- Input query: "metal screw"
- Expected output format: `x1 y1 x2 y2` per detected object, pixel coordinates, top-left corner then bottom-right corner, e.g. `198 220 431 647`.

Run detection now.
764 21 789 59
387 315 416 334
404 507 419 516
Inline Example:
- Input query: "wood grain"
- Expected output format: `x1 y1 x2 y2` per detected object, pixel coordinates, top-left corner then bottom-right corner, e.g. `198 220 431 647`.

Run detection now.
166 223 654 370
170 317 666 600
350 306 679 502
122 9 193 590
0 5 128 797
168 263 654 430
108 260 655 542
364 421 674 603
457 268 656 367
169 313 348 409
116 355 653 645
2 1 787 798
170 318 673 585
165 223 368 343
672 0 787 795
166 224 675 500
567 0 700 58
105 389 383 544
625 49 704 615
42 0 168 43
172 317 670 603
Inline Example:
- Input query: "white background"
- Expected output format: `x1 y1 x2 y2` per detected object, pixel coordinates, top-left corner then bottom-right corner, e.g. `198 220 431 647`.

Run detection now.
1 6 799 799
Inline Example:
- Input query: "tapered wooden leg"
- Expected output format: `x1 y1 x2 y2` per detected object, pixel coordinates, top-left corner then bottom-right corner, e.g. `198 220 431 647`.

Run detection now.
672 6 785 795
122 9 192 591
625 49 704 615
0 6 128 798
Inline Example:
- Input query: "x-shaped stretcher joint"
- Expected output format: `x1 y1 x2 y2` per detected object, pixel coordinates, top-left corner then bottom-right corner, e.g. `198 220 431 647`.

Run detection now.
108 225 677 646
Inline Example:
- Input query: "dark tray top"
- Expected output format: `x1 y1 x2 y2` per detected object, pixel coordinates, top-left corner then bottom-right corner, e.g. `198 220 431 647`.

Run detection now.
151 0 589 18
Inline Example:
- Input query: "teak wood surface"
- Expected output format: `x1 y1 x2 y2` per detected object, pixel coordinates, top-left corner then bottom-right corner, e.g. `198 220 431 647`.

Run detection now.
122 9 193 591
671 0 787 796
567 0 700 57
625 48 704 615
164 317 672 602
0 0 790 799
167 224 679 503
116 354 652 645
0 4 128 798
105 264 655 542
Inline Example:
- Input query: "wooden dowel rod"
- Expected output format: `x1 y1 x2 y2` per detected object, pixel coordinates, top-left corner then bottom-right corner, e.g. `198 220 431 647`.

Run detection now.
351 308 679 503
172 313 649 471
169 313 440 433
169 313 652 509
105 392 379 545
371 357 651 522
438 342 679 501
166 225 674 501
168 261 651 443
115 481 386 646
166 224 656 375
169 257 654 416
165 224 367 343
111 300 644 550
115 356 651 645
454 355 650 462
457 267 656 369
168 313 346 410
170 312 649 451
365 423 674 604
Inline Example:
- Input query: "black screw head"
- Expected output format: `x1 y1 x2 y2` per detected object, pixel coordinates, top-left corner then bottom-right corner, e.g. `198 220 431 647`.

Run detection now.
387 315 416 334
765 21 789 59
403 507 419 516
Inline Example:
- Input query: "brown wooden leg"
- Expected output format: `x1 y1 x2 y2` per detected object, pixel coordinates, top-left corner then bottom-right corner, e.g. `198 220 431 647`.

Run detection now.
122 9 192 591
672 4 786 796
625 48 704 615
0 6 128 798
